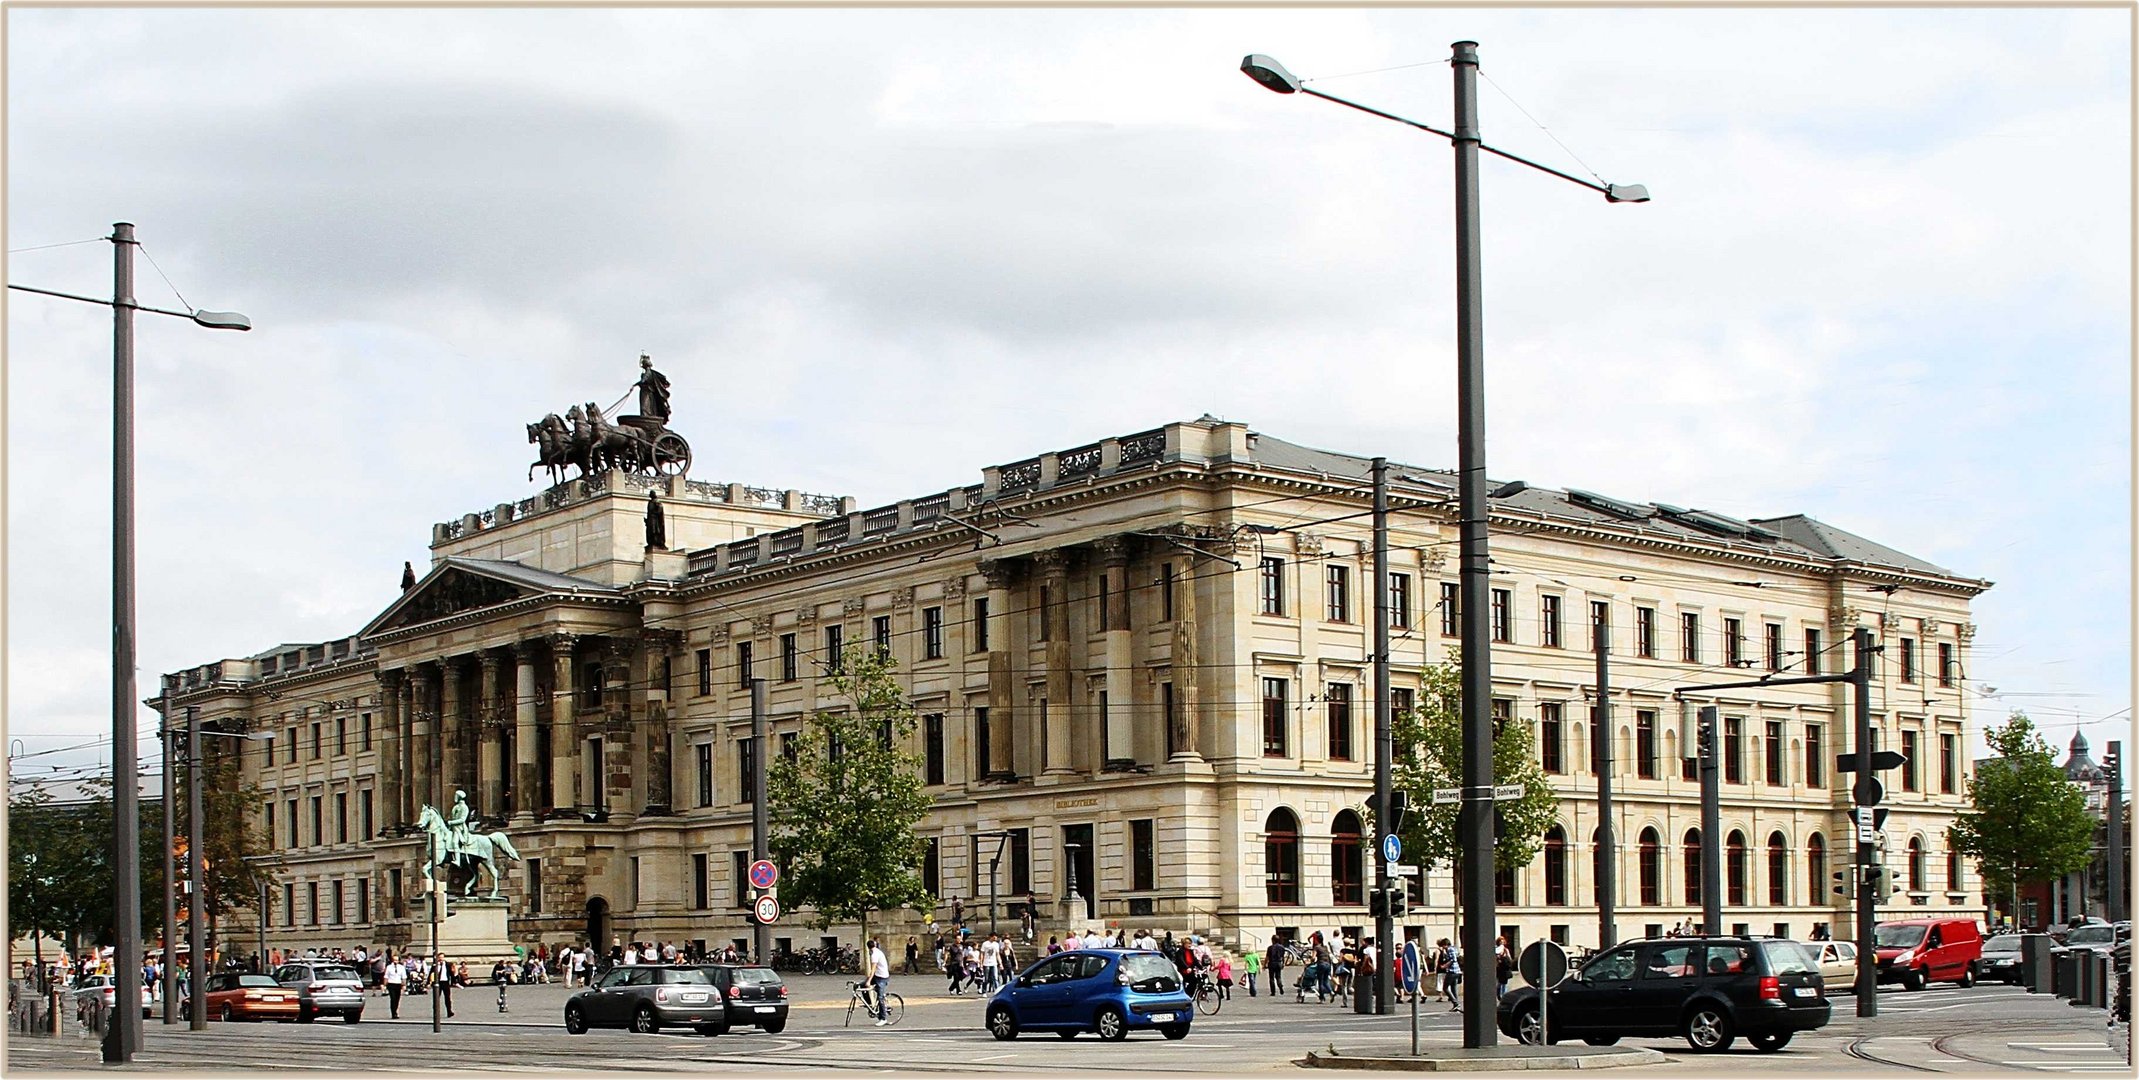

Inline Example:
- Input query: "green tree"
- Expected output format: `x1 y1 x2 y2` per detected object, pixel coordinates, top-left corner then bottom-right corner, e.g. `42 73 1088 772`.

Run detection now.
766 648 935 948
1948 711 2096 917
8 785 109 949
1383 657 1558 878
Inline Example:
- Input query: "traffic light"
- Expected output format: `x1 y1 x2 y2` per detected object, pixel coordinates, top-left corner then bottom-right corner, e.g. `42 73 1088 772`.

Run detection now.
1832 870 1855 899
1389 885 1408 919
1862 866 1899 898
1369 890 1388 918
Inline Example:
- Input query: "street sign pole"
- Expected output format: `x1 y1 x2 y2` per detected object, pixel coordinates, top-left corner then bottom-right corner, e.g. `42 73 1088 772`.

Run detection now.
1852 626 1878 1019
751 679 770 964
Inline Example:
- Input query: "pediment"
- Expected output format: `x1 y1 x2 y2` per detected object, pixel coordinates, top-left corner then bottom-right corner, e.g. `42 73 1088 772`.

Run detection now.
361 558 613 638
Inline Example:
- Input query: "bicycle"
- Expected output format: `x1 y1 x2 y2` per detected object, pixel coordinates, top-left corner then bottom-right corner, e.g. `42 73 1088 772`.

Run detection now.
844 980 905 1027
1186 971 1223 1016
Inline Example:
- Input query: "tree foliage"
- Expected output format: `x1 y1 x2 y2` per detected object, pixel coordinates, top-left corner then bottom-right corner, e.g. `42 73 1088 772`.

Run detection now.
1947 711 2096 901
1383 657 1558 874
766 649 935 938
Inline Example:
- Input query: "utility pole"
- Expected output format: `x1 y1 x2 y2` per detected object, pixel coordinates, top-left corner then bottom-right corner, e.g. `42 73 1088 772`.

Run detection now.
161 711 177 1025
1699 707 1721 934
187 706 206 1029
1851 626 1877 1018
751 678 771 963
107 221 144 1065
2107 742 2124 924
1371 457 1394 1015
1594 609 1616 950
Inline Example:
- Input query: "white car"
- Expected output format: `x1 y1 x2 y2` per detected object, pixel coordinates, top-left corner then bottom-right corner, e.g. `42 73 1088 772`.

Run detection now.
70 975 156 1019
1798 941 1860 992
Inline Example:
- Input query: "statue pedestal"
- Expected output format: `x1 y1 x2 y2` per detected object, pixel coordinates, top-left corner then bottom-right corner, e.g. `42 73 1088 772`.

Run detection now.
413 894 518 964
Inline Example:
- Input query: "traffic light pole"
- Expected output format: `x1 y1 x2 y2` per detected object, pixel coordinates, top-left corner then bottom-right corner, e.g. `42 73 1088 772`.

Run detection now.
1371 457 1394 1016
2107 742 2124 924
751 679 770 965
1699 707 1721 935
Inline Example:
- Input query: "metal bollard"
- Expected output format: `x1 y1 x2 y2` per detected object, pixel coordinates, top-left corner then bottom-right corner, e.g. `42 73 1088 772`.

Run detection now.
2075 954 2095 1006
496 981 507 1013
2096 955 2114 1008
2024 933 2052 993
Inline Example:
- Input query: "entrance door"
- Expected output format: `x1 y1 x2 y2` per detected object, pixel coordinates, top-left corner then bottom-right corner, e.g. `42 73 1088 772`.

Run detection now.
1062 824 1096 922
586 897 610 955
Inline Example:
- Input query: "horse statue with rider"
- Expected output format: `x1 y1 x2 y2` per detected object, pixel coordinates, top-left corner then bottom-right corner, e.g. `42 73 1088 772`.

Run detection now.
528 355 692 485
416 791 523 900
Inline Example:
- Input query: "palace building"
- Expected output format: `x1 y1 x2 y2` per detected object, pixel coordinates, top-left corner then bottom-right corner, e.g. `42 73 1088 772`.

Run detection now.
154 414 1991 959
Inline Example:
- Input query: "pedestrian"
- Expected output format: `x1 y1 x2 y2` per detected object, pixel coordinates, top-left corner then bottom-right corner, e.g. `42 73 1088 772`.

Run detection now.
981 934 1002 992
1243 944 1261 998
1438 939 1462 1011
1267 936 1287 997
1215 954 1233 1001
1047 935 1061 955
905 936 920 976
384 955 407 1018
434 953 455 1018
867 938 892 1026
945 941 965 995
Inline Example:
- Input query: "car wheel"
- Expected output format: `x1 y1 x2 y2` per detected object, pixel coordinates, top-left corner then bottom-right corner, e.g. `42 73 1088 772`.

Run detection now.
1582 1036 1619 1046
632 1005 659 1034
564 1004 588 1035
219 1004 234 1023
1515 1004 1549 1046
1161 1023 1190 1041
1095 1005 1128 1042
1683 1005 1734 1052
1749 1032 1791 1052
761 1019 786 1035
987 1005 1019 1041
1903 968 1926 992
1957 966 1975 989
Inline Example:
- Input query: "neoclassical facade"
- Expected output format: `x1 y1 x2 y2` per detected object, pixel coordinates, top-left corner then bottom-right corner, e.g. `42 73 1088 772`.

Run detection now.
154 417 1991 959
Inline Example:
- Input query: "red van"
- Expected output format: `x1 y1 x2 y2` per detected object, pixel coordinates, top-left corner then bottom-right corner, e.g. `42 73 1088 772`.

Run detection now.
1873 918 1982 989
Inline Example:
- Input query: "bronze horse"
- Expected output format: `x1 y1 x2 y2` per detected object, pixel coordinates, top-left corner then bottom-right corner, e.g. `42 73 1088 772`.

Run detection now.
526 413 574 485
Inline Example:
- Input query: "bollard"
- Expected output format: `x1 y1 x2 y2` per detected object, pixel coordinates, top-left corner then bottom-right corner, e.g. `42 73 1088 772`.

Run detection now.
2075 953 2095 1006
47 988 61 1036
2096 955 2114 1008
2024 933 2052 993
497 981 508 1013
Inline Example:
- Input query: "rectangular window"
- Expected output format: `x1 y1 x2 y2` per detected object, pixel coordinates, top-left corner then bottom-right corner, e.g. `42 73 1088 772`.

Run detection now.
1262 678 1289 757
335 716 347 757
1806 725 1825 788
283 883 294 928
1766 623 1784 671
310 796 323 845
780 634 798 682
330 881 344 924
1390 572 1411 629
1724 717 1744 783
922 838 941 897
311 722 322 760
1541 595 1562 648
1391 686 1415 718
1805 629 1823 675
733 852 750 909
1540 703 1564 774
629 857 640 909
356 879 369 924
1009 828 1032 895
1037 586 1052 641
973 597 990 651
1682 612 1701 663
1899 638 1916 683
825 625 844 672
334 793 348 844
1724 618 1744 666
1491 589 1512 642
736 642 753 690
525 860 539 914
286 727 297 763
1636 710 1657 778
286 798 298 847
1591 600 1610 652
360 713 372 751
696 743 714 807
923 608 944 660
693 854 709 910
1765 720 1784 785
1440 582 1460 636
1327 684 1354 761
1902 730 1921 791
1162 562 1177 622
1131 819 1157 891
924 714 945 785
737 739 757 804
1326 565 1351 622
1259 557 1285 616
307 882 320 926
1940 732 1958 794
873 615 892 660
1162 682 1178 759
695 649 711 696
266 803 275 849
358 789 372 839
973 707 990 778
1938 642 1955 688
1636 607 1657 658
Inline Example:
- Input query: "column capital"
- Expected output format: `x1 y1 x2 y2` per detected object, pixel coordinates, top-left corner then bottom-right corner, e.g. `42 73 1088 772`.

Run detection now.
642 627 684 652
602 635 638 663
978 557 1020 589
1033 549 1071 580
512 639 542 662
374 669 405 691
548 631 579 654
477 650 504 673
1094 535 1132 567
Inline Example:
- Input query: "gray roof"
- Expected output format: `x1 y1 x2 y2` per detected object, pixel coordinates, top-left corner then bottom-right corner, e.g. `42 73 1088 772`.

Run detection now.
1752 515 1955 576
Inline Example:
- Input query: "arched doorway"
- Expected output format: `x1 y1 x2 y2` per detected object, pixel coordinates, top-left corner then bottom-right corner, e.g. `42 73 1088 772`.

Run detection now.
586 896 610 952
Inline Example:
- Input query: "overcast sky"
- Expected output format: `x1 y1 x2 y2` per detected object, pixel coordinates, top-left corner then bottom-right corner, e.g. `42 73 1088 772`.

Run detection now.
7 6 2129 788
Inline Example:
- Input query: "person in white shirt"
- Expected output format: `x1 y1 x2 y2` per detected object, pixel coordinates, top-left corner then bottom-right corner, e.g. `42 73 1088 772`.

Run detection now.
867 939 893 1025
622 944 639 966
382 956 407 1019
980 936 1002 992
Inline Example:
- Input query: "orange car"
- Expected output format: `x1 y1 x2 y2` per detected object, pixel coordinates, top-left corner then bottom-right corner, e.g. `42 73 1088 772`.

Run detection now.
205 972 300 1021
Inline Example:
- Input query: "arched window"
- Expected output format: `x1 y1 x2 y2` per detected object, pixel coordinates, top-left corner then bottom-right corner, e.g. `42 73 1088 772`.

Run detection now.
1265 808 1300 905
1908 837 1926 892
1767 832 1788 905
1683 828 1702 905
1806 834 1827 907
1726 830 1748 906
1638 828 1661 906
1946 850 1962 892
1544 826 1568 906
1592 827 1608 906
1331 810 1364 906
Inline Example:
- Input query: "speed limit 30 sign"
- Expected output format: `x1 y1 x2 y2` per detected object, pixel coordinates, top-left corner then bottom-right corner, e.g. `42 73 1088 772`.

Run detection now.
753 894 780 924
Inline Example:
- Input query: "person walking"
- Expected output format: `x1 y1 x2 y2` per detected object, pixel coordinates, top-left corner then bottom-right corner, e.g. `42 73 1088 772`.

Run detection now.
383 955 407 1019
1266 936 1287 997
1215 954 1234 1001
905 937 920 976
980 934 1002 993
1494 937 1515 999
1242 945 1261 998
1437 939 1462 1011
434 953 455 1018
867 939 892 1027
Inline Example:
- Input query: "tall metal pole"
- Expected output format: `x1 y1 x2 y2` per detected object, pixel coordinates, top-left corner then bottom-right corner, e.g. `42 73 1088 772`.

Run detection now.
256 878 267 973
1450 40 1498 1049
751 678 771 963
187 707 206 1029
107 221 143 1064
160 713 177 1025
2107 742 2124 924
1371 457 1394 1016
1852 626 1878 1018
1595 611 1616 950
1699 707 1721 935
432 703 444 1034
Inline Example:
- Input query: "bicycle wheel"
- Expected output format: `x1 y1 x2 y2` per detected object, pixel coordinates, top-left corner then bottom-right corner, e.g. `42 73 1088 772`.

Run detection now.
845 994 859 1027
1195 985 1222 1016
884 993 905 1026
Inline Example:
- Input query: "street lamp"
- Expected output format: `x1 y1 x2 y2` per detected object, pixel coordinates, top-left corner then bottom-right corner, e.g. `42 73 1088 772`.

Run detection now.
1242 45 1646 1048
9 223 250 1062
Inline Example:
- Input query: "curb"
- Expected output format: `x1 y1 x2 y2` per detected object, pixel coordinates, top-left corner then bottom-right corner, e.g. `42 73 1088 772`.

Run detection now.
1298 1046 1668 1071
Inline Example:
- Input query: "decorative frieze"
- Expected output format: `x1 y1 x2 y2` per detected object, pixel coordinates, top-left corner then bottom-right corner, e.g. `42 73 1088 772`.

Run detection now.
942 575 968 601
891 586 915 610
842 597 866 617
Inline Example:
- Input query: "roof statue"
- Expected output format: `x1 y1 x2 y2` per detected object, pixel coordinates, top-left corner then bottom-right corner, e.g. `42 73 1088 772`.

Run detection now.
527 356 691 486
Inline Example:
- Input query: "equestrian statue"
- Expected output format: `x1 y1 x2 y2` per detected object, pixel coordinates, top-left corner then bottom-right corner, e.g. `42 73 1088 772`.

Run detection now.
417 792 523 900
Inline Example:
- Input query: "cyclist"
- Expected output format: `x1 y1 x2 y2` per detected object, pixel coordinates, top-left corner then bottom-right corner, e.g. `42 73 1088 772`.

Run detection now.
867 939 892 1026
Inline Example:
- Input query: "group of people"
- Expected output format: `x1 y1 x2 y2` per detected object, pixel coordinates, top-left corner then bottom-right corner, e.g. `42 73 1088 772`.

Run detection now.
1258 932 1498 1010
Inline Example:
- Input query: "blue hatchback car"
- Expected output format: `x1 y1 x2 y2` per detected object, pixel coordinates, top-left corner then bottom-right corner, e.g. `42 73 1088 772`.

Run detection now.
986 949 1193 1041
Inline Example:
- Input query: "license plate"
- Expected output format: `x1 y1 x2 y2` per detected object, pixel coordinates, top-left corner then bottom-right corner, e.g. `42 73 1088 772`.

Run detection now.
1149 1012 1174 1022
681 993 708 1003
755 1006 775 1013
1792 987 1816 998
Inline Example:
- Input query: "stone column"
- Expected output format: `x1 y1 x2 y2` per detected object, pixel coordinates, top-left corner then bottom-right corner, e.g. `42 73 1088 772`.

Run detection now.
1170 551 1203 762
980 559 1017 781
602 636 638 823
1038 550 1075 778
548 633 578 815
439 656 467 803
512 642 541 826
477 650 505 818
1098 538 1136 771
375 670 404 827
414 664 443 810
399 674 420 821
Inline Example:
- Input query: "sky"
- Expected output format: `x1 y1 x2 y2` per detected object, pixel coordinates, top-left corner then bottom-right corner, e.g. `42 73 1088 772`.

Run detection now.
6 5 2130 790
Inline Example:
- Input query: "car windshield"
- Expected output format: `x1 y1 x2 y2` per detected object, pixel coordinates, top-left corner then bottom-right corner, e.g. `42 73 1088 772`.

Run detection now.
1983 935 2022 953
236 975 281 988
1761 941 1817 975
2067 926 2115 945
1118 953 1181 991
311 966 361 982
1874 925 1927 948
730 968 780 986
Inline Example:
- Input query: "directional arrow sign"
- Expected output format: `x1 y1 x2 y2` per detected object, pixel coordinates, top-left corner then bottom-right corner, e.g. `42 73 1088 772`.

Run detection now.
1836 750 1908 773
1432 787 1464 805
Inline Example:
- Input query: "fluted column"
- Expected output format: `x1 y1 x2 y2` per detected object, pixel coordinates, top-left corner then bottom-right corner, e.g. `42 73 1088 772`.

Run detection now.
1038 550 1074 777
548 633 578 815
980 559 1017 781
375 670 405 828
643 630 679 814
1098 538 1136 771
439 657 468 804
1170 550 1203 762
477 651 505 818
415 664 444 810
399 675 420 821
512 642 540 826
601 636 637 823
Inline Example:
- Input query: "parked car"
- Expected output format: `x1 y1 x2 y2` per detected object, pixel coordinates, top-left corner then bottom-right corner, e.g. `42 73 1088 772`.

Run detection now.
70 975 154 1020
1873 918 1982 990
1495 937 1830 1053
1975 934 2025 985
271 960 366 1022
686 964 788 1034
564 965 725 1035
985 948 1193 1042
204 972 300 1022
2053 922 2125 957
1799 940 1860 991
